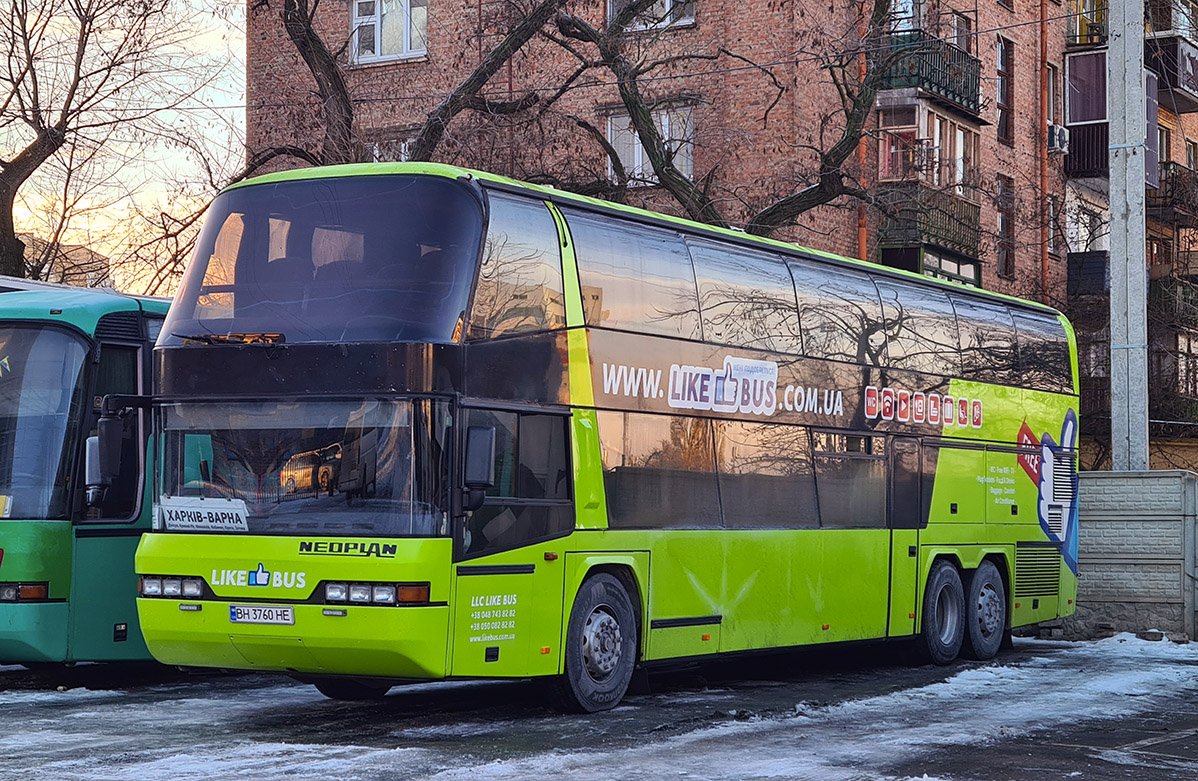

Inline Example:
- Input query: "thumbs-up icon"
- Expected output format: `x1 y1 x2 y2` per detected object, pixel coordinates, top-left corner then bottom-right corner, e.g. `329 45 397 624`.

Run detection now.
248 563 271 587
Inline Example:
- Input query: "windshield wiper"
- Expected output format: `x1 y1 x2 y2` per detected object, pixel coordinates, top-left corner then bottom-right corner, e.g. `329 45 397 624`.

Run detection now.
171 332 286 345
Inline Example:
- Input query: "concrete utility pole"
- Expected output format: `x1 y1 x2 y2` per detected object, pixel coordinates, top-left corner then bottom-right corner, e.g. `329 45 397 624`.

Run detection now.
1108 0 1150 470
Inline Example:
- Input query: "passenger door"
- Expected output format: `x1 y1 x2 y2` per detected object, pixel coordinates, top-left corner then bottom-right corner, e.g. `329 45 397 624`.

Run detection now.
69 341 150 661
888 437 921 637
451 407 571 677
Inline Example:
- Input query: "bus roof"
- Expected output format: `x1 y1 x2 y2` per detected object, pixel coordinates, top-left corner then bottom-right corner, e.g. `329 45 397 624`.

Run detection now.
0 277 170 336
226 162 1064 319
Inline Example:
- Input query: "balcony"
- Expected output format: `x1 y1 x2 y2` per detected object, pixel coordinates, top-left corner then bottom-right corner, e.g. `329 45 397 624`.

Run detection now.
1067 2 1107 47
1148 162 1198 227
879 30 982 117
1147 35 1198 113
1067 250 1110 296
875 181 981 258
1149 274 1198 327
1064 122 1109 178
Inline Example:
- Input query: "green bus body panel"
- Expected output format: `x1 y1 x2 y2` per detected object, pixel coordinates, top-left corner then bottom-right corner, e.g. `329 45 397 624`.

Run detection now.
0 289 168 664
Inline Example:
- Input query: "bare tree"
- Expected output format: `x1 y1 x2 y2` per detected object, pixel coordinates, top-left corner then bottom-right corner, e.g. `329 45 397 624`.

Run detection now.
546 0 899 236
0 0 220 279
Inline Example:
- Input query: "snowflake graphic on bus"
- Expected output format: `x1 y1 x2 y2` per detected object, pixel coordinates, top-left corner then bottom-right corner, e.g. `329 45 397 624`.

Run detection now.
1016 409 1080 574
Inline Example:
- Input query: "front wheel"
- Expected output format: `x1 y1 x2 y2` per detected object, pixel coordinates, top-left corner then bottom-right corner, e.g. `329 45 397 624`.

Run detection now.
313 678 392 700
920 560 965 665
962 560 1007 661
550 573 637 713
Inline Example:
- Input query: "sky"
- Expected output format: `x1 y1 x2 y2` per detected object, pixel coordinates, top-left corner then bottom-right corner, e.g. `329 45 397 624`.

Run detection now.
8 3 246 292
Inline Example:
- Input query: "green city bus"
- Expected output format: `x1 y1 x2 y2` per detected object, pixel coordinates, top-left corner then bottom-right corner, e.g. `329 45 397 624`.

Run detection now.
0 277 168 665
133 163 1079 711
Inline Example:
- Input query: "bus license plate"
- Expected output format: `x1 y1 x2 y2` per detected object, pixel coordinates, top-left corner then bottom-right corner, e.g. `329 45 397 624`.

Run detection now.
229 605 294 625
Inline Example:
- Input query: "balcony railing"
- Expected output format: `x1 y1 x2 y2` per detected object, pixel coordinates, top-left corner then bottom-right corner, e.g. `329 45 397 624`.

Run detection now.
1067 1 1108 46
1147 161 1198 225
1067 250 1110 296
1075 337 1198 427
1149 275 1198 326
875 181 981 257
880 30 982 116
1147 35 1198 113
1064 122 1109 177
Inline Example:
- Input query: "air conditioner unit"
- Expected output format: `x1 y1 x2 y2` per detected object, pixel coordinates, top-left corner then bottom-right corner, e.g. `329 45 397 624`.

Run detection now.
1047 123 1070 154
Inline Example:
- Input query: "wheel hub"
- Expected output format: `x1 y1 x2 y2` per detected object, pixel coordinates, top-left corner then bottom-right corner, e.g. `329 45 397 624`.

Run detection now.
581 605 622 682
936 583 961 645
975 583 1003 638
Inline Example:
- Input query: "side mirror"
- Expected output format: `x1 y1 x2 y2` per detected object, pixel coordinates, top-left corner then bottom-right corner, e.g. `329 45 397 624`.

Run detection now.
84 435 105 507
462 426 495 513
98 413 125 482
464 426 496 489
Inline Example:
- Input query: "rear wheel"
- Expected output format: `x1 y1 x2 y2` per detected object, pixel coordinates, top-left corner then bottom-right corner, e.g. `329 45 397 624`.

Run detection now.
313 678 392 700
550 573 637 713
920 560 965 665
962 560 1007 661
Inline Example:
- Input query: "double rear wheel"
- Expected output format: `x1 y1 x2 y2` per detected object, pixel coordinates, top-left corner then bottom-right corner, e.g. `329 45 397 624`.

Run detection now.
920 559 1007 665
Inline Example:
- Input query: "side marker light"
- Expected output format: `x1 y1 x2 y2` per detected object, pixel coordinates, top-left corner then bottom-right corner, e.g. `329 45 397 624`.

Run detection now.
18 584 47 600
540 646 551 654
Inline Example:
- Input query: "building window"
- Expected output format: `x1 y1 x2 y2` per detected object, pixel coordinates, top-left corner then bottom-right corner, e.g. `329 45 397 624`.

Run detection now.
1188 140 1197 169
998 0 1013 11
369 137 412 161
1148 236 1172 270
1071 203 1105 252
351 0 427 64
949 12 972 54
1047 63 1059 124
608 0 694 29
997 174 1015 278
607 107 694 183
1179 332 1198 398
923 248 980 286
888 0 918 31
1159 125 1173 165
996 37 1014 145
1066 51 1107 124
1068 0 1107 44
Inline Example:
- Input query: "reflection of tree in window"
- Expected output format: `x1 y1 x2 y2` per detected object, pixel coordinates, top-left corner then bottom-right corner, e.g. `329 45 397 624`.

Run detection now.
1013 311 1073 393
951 295 1019 385
468 195 565 339
689 239 802 353
811 432 886 528
875 281 961 376
567 208 702 339
790 263 888 366
597 411 720 528
715 420 817 528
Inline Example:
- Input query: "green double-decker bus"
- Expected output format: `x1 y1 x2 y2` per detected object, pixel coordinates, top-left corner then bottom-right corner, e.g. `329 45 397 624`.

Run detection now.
0 278 168 665
134 163 1079 710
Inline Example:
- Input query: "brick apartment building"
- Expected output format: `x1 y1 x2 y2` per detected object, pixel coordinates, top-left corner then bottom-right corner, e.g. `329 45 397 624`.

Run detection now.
244 0 1198 467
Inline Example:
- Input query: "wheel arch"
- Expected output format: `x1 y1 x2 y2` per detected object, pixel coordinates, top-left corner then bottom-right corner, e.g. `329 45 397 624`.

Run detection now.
561 552 649 670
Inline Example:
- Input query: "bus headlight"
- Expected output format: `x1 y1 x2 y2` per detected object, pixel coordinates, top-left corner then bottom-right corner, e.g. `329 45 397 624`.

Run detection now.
325 582 348 601
182 579 203 597
140 577 162 596
0 584 18 601
162 578 182 596
371 585 396 604
349 584 371 602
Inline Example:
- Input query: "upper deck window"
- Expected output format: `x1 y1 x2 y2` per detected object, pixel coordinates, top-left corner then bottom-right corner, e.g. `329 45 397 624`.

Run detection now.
161 175 483 346
951 295 1019 386
566 208 702 340
688 239 801 354
468 194 565 340
789 262 887 365
1013 311 1074 394
874 281 961 377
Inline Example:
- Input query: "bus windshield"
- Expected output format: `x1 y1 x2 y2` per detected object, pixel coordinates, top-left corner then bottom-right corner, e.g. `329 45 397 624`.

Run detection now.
160 175 484 345
0 325 89 520
157 399 452 537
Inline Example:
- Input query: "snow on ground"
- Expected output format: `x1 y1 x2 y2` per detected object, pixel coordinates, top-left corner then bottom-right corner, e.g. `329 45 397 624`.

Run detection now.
1 635 1196 780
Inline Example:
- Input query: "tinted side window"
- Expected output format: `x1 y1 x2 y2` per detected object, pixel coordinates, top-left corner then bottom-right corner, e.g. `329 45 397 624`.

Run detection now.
790 262 887 365
1013 310 1073 393
715 421 816 528
87 345 141 520
462 409 572 557
951 295 1019 385
597 411 720 528
811 432 886 528
469 194 566 339
688 239 802 353
874 281 960 376
566 208 702 339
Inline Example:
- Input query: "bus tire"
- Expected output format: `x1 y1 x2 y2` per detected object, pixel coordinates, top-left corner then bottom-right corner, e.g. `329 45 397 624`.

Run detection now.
962 560 1007 661
919 560 965 665
313 678 391 700
551 573 637 713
